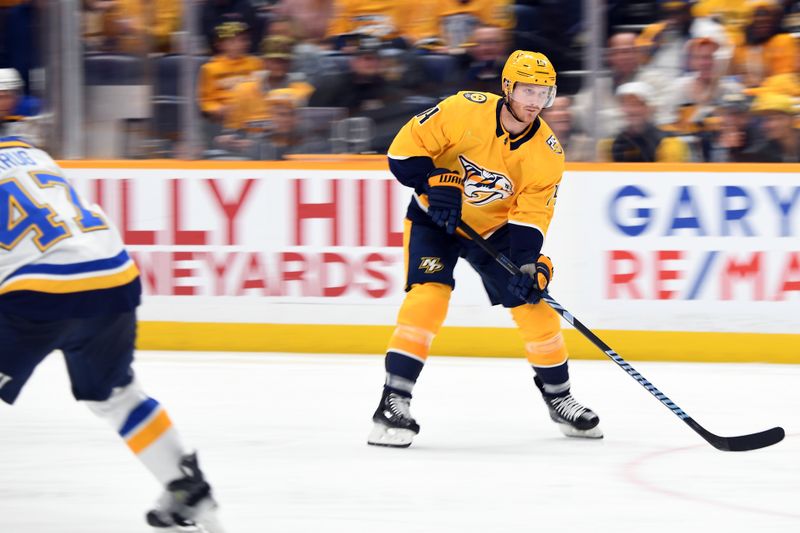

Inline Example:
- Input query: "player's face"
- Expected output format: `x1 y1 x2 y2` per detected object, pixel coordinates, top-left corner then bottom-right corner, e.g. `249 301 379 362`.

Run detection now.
509 83 552 121
0 90 16 116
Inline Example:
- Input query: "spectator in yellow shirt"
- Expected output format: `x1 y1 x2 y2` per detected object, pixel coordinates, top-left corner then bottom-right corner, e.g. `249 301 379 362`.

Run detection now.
214 88 329 160
692 0 749 28
197 16 263 124
411 0 513 53
741 91 800 161
223 35 315 131
326 0 412 48
83 0 182 54
731 0 797 88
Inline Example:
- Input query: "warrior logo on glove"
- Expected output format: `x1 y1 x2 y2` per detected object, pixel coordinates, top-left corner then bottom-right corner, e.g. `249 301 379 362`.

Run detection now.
425 168 465 234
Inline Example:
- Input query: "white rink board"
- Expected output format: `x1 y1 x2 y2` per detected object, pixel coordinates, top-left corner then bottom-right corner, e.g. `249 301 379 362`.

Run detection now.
62 165 800 334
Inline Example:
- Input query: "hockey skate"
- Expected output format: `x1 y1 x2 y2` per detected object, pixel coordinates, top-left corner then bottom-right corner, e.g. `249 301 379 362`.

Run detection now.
367 389 420 448
535 376 603 439
146 452 226 533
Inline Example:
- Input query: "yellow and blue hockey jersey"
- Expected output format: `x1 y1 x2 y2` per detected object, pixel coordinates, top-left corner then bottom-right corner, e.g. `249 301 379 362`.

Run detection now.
388 91 565 262
0 137 140 319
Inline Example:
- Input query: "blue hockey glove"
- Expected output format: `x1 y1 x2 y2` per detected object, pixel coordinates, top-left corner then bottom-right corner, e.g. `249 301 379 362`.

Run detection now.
425 168 464 234
508 254 554 304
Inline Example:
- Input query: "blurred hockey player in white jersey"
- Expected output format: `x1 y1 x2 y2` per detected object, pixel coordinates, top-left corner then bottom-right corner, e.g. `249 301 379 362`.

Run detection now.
0 137 225 533
0 68 43 146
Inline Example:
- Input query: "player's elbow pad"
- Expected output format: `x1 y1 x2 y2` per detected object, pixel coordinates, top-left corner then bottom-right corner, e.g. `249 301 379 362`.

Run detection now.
389 156 435 190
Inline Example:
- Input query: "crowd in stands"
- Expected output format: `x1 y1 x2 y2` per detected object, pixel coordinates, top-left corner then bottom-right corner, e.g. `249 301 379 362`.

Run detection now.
2 0 800 162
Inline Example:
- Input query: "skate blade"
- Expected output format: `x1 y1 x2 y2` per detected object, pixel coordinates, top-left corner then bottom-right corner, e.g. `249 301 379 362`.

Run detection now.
191 499 226 533
151 520 224 533
150 518 220 533
557 423 604 439
149 518 204 533
151 526 202 533
367 422 416 448
149 499 225 533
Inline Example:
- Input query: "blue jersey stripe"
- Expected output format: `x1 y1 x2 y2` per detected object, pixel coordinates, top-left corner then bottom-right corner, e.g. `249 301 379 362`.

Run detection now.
119 397 160 437
0 136 33 149
5 250 131 279
0 135 32 144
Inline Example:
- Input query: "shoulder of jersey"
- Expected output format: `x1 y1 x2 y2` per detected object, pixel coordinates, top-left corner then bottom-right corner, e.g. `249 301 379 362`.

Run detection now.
0 135 36 149
536 117 565 158
453 91 498 106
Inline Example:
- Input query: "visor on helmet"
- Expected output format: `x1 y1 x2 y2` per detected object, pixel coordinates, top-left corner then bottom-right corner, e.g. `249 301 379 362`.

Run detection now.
510 82 557 108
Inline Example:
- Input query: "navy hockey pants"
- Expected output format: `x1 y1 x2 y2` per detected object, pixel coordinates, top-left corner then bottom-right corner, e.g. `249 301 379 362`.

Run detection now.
0 311 136 405
404 211 527 308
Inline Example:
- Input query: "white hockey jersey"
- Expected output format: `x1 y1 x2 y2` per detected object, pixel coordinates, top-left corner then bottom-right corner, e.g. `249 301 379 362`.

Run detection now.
0 137 140 318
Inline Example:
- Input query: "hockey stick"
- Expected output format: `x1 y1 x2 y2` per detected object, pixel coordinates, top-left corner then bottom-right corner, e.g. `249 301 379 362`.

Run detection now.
457 220 785 452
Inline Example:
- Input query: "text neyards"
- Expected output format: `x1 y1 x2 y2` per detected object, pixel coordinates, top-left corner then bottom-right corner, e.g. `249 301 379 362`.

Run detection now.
129 250 397 298
70 174 409 298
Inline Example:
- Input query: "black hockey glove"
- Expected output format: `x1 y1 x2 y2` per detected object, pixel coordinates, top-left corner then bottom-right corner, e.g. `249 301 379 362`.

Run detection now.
426 168 463 234
508 254 553 304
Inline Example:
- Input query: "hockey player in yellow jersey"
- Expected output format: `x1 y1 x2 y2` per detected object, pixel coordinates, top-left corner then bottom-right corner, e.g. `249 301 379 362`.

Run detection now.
367 50 602 447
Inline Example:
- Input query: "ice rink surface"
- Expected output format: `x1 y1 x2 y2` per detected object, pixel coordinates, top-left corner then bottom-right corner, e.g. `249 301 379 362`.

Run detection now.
1 351 798 533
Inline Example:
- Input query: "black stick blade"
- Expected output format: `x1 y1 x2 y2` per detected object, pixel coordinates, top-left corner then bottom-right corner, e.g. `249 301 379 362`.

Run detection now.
686 419 785 452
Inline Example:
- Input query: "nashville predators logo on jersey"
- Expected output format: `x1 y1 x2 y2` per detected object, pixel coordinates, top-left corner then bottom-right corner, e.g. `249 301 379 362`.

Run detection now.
419 257 444 274
462 92 487 104
458 155 513 206
546 134 563 154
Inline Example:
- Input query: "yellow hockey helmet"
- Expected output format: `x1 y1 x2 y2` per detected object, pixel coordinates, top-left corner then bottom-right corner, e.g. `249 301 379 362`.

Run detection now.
502 50 557 108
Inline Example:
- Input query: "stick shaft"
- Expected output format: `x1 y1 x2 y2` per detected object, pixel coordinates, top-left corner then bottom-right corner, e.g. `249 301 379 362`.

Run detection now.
456 220 785 451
